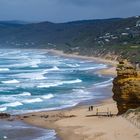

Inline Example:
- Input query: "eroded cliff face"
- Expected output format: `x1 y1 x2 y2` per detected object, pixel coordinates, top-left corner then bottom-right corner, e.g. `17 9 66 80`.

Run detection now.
112 61 140 115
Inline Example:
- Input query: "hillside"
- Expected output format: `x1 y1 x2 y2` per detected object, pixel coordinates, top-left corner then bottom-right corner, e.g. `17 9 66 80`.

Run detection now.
0 16 140 62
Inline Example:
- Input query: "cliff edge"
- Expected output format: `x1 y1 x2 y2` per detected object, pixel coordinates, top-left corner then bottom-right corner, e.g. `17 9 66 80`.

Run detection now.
112 60 140 115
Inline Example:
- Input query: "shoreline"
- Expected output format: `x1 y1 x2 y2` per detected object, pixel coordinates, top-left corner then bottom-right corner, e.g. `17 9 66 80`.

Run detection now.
19 49 139 140
46 49 118 76
2 49 139 140
46 49 118 66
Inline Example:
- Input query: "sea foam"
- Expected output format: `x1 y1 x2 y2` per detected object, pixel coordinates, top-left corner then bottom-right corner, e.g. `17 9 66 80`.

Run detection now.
94 78 113 88
38 79 82 88
22 98 43 104
45 66 60 72
0 107 7 112
14 72 46 80
67 64 80 67
41 94 54 99
79 64 107 71
18 92 31 96
3 101 23 107
1 79 20 84
0 68 10 71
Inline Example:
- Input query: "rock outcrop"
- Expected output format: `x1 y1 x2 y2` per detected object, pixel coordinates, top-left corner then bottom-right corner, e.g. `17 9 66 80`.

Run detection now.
0 113 10 119
112 60 140 115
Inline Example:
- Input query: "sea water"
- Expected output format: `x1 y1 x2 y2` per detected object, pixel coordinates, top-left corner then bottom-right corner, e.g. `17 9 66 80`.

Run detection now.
0 49 113 140
0 49 112 114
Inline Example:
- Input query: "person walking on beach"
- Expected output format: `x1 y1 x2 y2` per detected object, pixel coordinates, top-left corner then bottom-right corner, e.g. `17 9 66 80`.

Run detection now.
91 106 93 111
89 106 91 111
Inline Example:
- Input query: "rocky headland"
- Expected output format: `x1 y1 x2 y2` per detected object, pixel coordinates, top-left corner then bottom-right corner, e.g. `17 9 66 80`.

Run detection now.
113 60 140 115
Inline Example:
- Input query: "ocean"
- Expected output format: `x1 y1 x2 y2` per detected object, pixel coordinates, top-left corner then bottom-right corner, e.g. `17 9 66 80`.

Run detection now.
0 49 113 140
0 49 113 114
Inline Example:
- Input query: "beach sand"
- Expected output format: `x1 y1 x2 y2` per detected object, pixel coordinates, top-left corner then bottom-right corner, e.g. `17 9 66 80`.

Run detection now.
21 98 140 140
46 49 118 66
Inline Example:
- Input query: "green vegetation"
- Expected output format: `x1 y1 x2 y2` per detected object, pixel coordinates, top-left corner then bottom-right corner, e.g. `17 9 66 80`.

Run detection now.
0 16 140 62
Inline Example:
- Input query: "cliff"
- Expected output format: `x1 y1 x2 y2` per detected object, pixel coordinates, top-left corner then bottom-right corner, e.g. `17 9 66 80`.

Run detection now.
112 60 140 115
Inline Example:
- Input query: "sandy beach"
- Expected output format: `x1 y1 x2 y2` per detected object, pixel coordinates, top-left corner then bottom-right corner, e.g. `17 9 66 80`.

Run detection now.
21 97 140 140
46 49 118 66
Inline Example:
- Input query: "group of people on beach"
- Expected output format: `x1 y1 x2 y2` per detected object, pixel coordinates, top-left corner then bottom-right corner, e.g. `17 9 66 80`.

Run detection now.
88 106 94 111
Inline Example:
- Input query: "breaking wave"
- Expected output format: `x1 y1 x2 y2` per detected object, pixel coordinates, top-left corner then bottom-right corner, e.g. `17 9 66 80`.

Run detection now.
38 79 82 88
22 98 43 104
1 79 20 84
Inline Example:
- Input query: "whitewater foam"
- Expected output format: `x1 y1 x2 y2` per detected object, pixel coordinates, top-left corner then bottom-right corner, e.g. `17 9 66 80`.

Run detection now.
22 98 43 104
29 59 41 68
13 102 79 115
38 79 82 88
14 72 46 80
1 79 20 84
34 130 56 140
45 66 60 72
18 92 31 96
3 101 23 107
79 64 107 71
0 107 7 112
41 94 54 99
0 68 10 71
67 64 80 67
94 78 113 88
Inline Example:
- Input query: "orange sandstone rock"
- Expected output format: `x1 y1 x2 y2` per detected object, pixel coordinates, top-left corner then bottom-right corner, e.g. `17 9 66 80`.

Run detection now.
112 60 140 115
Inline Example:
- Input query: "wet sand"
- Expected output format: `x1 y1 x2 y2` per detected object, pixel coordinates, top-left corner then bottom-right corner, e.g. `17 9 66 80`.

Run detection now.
0 120 58 140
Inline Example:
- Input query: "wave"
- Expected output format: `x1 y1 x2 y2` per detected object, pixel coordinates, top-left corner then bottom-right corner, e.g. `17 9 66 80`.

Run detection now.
41 94 54 99
1 79 20 84
0 107 7 112
0 96 16 102
34 130 56 140
38 83 61 88
4 58 41 68
2 101 23 107
22 98 43 104
62 79 82 84
29 59 41 68
13 102 79 115
17 92 31 96
38 79 82 88
0 50 21 57
79 64 107 71
67 64 80 67
94 78 113 88
72 89 89 94
14 72 46 80
44 66 60 72
0 68 10 71
0 92 31 102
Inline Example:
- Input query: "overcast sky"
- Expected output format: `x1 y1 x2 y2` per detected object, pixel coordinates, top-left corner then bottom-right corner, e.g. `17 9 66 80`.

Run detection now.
0 0 140 22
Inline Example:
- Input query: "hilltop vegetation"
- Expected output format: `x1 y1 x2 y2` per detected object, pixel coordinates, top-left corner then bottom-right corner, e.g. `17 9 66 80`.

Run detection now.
0 16 140 62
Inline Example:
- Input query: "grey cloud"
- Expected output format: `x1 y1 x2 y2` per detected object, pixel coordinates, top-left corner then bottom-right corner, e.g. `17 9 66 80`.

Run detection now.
0 0 139 22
